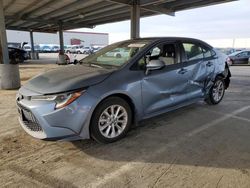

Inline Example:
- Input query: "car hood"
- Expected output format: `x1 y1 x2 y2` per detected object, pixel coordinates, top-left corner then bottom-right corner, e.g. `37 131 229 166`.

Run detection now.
23 65 113 95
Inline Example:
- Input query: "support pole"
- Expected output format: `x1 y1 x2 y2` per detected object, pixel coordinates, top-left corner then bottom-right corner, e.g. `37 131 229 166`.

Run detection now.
0 0 9 64
29 30 37 59
59 24 65 54
130 1 140 39
0 0 20 89
58 23 66 65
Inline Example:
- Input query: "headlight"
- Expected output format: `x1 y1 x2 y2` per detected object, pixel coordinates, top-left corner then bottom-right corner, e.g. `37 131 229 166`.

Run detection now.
31 91 84 109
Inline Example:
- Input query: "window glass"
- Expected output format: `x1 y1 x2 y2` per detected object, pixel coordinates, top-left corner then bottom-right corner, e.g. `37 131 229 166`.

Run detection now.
183 43 203 61
238 52 248 57
183 43 214 61
136 43 177 69
203 47 213 58
80 41 149 68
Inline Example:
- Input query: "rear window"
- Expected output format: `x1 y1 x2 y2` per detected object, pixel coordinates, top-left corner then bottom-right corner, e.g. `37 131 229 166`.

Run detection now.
183 43 214 61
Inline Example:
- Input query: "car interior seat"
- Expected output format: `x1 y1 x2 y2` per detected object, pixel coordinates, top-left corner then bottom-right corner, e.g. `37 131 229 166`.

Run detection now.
189 45 202 59
159 44 175 65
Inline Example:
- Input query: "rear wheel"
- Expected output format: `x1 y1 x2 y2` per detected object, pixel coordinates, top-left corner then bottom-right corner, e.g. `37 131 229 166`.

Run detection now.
205 77 225 105
90 97 132 143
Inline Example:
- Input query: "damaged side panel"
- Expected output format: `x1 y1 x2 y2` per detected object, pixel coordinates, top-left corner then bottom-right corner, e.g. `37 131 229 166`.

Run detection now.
142 64 191 115
141 55 229 117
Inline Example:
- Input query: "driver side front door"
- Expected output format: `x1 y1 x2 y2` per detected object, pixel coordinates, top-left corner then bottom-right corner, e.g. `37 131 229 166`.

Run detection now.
141 42 190 116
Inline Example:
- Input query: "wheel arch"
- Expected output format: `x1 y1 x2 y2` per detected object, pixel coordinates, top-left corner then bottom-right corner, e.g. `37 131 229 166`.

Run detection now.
216 63 231 89
89 93 137 135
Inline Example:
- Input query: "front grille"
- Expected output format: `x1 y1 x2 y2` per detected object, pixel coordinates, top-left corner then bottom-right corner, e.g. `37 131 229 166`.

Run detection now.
17 102 43 132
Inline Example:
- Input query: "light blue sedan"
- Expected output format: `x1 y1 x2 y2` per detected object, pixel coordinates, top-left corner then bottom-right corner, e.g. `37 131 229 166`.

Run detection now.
16 37 231 143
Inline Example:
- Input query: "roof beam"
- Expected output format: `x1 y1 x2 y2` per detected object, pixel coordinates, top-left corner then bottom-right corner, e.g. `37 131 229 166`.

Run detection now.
6 16 94 29
6 0 56 25
163 0 235 10
84 11 154 27
76 9 151 26
36 0 103 19
72 5 127 23
3 0 17 12
73 8 129 24
7 0 43 25
51 1 113 22
139 0 175 6
22 0 61 18
6 26 57 33
106 0 174 16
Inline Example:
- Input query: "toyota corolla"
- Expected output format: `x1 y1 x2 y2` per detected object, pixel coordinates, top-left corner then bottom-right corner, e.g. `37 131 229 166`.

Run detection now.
16 37 231 143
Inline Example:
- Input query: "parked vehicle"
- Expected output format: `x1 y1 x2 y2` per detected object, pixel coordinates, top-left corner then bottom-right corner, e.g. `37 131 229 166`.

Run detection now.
41 46 52 53
34 45 40 52
91 46 102 53
105 47 130 58
23 45 31 52
8 47 28 64
51 46 60 53
79 46 92 54
66 45 81 54
64 45 72 53
16 37 231 143
227 50 250 65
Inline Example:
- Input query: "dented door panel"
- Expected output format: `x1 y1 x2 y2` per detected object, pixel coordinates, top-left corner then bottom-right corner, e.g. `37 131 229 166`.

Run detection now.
182 59 216 100
142 65 189 115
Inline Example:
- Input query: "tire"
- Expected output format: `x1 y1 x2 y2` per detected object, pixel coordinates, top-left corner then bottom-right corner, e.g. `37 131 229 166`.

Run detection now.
19 55 25 63
205 77 225 105
90 97 132 143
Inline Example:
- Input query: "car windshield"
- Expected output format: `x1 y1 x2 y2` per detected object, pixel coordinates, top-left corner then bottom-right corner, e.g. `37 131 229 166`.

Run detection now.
80 40 149 68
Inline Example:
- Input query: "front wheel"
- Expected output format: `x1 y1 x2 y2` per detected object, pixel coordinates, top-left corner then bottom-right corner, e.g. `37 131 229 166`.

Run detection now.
90 97 132 143
205 77 225 105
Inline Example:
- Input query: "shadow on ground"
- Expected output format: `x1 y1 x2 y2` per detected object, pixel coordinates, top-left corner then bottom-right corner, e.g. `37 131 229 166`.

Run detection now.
72 100 250 171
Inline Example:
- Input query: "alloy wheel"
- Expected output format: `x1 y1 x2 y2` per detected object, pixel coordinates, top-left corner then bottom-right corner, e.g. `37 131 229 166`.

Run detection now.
212 80 225 102
98 105 128 138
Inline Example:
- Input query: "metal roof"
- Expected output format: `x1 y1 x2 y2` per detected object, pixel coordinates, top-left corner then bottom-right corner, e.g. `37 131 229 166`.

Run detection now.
3 0 237 33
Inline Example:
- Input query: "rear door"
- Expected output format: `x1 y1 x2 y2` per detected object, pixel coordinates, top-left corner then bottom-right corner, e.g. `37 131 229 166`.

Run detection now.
180 42 216 100
235 51 250 64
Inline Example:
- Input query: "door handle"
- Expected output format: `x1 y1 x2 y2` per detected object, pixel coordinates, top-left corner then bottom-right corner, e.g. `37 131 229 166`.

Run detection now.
206 62 213 67
178 68 188 74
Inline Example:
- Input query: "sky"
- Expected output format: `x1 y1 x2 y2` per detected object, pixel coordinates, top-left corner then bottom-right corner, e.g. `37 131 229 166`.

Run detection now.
73 0 250 48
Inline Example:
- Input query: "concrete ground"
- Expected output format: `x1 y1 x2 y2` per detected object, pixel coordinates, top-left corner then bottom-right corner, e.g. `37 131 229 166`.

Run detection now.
0 62 250 188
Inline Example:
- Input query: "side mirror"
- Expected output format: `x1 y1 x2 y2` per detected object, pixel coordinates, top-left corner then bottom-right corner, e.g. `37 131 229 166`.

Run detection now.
145 59 165 75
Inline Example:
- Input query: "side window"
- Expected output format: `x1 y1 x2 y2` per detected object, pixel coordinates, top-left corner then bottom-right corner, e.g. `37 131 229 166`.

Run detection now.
203 47 213 58
183 43 214 61
136 43 177 69
183 43 203 61
238 52 248 57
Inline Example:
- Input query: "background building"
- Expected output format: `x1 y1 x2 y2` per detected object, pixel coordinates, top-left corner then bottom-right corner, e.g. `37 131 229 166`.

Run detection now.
7 30 109 47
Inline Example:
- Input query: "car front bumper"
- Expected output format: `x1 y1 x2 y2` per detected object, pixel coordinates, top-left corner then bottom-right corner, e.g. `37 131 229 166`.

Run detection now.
16 88 98 141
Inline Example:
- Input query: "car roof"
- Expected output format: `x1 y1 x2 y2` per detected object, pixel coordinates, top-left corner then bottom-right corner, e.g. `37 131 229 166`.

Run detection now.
119 37 213 48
